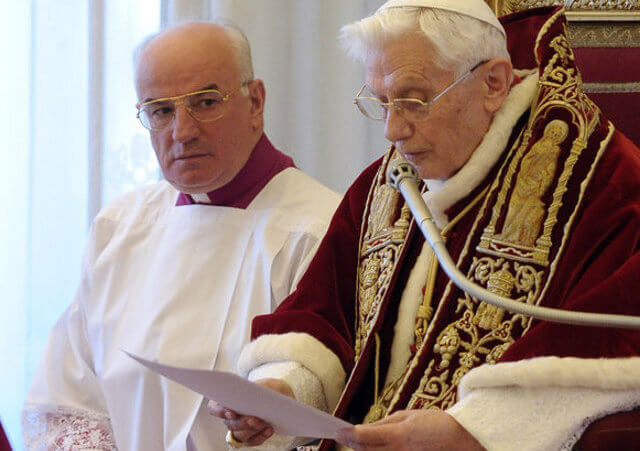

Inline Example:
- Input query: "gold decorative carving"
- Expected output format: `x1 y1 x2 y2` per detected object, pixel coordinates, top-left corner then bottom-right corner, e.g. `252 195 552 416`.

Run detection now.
488 0 640 16
569 22 640 47
584 82 640 93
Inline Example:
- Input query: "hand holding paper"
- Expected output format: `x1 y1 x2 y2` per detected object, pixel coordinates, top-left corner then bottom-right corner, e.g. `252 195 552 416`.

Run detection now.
125 351 352 439
208 378 295 446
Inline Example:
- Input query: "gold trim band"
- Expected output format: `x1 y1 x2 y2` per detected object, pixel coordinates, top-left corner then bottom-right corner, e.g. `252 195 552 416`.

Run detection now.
584 82 640 93
567 11 640 22
568 22 640 47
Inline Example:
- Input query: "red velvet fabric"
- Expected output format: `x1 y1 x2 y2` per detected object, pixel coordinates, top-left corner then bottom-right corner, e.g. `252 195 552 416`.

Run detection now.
501 7 554 69
576 408 640 450
573 48 640 147
585 93 640 147
0 422 11 451
574 48 640 83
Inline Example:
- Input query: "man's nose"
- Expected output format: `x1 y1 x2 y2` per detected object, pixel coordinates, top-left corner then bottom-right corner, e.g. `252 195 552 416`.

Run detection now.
171 104 200 143
384 106 413 144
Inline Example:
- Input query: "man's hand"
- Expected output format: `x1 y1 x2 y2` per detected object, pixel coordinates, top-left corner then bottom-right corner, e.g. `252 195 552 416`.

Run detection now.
336 409 485 451
207 378 295 446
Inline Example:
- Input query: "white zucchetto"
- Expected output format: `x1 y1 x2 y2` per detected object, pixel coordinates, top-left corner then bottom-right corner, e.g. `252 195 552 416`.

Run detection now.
378 0 506 37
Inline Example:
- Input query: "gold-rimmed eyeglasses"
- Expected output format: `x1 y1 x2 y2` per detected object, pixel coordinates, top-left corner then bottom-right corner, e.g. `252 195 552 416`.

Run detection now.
136 81 252 131
353 61 486 122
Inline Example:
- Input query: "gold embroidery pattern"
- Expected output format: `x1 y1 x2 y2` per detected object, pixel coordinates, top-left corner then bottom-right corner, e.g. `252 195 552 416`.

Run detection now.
363 189 491 423
479 19 600 266
498 120 569 247
414 255 439 350
355 152 412 360
406 257 543 410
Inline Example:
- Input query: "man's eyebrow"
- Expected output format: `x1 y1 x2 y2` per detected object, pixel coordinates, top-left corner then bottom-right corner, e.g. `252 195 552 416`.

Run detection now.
142 84 219 103
394 79 432 96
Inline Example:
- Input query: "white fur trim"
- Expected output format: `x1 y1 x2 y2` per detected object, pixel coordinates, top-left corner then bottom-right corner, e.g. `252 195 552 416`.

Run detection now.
423 70 539 228
459 356 640 395
247 361 328 413
384 241 434 386
245 361 328 450
448 357 640 451
237 332 347 410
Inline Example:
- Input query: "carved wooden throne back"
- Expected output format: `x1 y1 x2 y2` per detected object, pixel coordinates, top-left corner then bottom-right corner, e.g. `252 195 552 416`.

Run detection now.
486 1 640 146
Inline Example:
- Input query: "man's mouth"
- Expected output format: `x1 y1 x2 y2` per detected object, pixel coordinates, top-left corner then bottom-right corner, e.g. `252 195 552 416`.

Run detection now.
400 149 429 161
175 153 208 160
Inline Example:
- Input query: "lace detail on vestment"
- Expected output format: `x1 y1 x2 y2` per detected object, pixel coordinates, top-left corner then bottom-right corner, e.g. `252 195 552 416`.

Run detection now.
22 403 116 450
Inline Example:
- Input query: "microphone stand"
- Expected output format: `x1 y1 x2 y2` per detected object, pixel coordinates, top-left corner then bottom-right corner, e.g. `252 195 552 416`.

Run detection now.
388 159 640 329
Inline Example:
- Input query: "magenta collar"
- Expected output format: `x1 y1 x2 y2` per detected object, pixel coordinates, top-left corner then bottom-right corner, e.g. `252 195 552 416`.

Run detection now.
176 134 295 209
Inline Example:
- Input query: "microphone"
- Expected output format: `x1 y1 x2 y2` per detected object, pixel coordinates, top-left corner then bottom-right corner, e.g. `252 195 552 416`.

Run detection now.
388 158 640 329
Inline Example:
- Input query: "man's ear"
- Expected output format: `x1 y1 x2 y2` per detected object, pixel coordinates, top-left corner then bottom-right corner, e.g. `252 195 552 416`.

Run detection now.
248 79 266 131
482 58 513 114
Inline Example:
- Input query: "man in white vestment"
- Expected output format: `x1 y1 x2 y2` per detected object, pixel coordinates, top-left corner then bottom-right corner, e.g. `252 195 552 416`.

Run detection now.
21 22 340 450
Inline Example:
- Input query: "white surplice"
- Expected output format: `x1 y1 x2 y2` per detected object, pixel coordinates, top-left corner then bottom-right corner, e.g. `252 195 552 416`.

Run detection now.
22 167 340 451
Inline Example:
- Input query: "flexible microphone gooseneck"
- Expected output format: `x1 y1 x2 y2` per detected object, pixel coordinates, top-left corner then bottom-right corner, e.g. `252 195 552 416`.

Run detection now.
388 159 640 330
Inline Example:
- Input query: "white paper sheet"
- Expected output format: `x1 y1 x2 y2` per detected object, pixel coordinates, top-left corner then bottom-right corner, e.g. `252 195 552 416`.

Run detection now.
125 351 352 439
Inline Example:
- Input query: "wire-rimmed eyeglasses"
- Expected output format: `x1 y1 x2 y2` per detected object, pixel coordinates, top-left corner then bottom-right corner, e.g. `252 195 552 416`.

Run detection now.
136 81 252 131
353 61 487 122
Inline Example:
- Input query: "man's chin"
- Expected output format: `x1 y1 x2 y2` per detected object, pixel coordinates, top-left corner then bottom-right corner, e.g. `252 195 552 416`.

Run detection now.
167 175 226 194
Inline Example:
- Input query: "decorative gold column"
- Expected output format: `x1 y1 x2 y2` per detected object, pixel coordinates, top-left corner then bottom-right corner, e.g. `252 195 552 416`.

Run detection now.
485 1 640 17
484 1 640 50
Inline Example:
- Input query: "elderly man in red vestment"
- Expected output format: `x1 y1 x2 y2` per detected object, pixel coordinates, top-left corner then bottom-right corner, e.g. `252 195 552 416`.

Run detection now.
211 1 640 449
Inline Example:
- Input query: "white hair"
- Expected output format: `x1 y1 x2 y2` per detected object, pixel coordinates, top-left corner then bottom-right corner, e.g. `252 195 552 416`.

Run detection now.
213 19 254 83
133 20 254 84
340 7 510 77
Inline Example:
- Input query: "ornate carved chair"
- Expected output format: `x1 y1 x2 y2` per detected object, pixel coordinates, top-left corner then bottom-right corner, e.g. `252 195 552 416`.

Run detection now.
487 2 640 449
489 0 640 147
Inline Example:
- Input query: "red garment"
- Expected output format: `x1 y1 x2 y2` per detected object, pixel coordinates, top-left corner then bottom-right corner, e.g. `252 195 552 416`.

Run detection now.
250 6 640 448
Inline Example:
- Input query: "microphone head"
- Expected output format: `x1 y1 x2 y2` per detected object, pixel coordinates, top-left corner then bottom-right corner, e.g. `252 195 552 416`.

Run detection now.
387 158 419 191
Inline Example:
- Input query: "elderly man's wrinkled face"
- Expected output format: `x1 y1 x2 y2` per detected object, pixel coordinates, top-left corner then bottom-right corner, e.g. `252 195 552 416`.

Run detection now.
135 24 264 194
365 33 496 180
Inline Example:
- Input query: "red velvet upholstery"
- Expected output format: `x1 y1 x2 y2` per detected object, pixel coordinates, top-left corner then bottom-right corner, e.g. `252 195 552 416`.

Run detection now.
0 422 12 451
575 408 640 450
574 47 640 147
